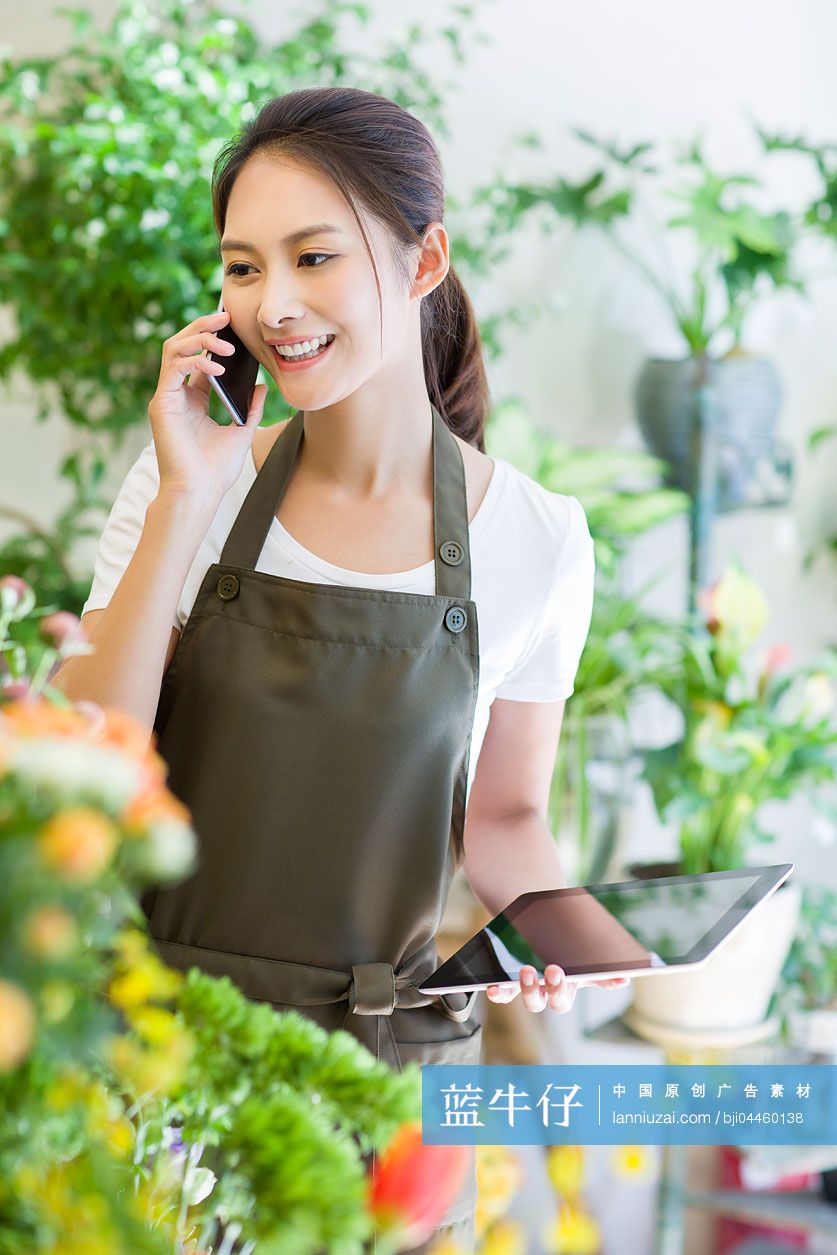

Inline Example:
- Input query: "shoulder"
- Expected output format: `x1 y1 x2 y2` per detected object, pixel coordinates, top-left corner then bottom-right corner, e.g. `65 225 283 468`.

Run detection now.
491 456 592 575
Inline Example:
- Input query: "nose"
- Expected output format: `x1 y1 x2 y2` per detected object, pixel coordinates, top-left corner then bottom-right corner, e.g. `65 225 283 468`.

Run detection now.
257 287 308 333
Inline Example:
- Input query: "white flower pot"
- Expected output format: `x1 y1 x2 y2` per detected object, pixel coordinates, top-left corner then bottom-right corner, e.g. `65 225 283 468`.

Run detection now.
625 862 802 1037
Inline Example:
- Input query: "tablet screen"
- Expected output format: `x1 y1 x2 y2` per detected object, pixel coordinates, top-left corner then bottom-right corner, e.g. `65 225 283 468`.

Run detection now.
421 866 791 989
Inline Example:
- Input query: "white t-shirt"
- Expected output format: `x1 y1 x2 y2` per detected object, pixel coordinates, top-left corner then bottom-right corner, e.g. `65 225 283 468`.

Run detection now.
81 432 596 805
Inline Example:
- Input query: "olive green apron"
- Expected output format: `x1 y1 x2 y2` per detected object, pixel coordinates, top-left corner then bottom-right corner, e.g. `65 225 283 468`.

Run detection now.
141 402 484 1234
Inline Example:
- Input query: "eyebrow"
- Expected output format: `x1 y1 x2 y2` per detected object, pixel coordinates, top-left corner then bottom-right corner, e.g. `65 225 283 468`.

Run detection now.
219 223 345 253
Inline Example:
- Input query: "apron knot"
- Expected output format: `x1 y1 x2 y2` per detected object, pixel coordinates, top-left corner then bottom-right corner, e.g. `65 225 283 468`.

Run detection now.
348 962 396 1016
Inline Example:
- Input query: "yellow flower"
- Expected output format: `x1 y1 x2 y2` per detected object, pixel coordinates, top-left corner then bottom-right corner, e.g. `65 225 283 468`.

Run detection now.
475 1144 524 1236
706 564 768 649
107 965 157 1009
0 978 36 1071
113 927 150 959
802 673 834 721
102 1028 193 1099
480 1218 527 1255
107 950 182 1008
543 1199 601 1255
610 1145 657 1183
45 1064 88 1111
126 1004 181 1047
546 1145 586 1200
694 699 733 729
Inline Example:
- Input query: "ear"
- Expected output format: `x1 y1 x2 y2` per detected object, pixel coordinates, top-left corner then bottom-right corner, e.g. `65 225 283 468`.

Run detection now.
411 221 449 300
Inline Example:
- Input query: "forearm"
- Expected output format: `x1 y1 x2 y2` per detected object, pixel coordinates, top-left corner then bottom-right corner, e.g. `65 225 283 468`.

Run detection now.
51 490 218 737
462 811 568 918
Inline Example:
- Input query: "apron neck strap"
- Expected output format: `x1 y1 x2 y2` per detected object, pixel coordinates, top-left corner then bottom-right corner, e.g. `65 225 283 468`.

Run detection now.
218 403 472 599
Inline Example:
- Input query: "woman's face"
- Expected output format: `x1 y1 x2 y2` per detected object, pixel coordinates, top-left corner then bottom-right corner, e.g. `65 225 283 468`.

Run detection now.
220 154 429 410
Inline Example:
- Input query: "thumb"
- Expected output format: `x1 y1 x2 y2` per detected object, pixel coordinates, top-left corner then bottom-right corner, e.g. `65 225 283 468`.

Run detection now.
243 383 268 429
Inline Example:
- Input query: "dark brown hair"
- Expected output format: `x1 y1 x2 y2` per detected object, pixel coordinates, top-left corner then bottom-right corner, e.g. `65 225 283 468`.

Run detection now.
211 86 491 450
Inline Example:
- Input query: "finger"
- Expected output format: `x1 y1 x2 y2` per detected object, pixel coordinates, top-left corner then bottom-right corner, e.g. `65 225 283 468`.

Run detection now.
178 353 226 396
244 383 268 427
174 316 230 390
185 351 217 393
543 965 576 1014
486 982 519 1004
519 966 548 1013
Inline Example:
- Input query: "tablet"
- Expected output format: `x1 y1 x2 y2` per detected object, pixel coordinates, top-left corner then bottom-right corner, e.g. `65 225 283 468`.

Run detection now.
418 863 794 995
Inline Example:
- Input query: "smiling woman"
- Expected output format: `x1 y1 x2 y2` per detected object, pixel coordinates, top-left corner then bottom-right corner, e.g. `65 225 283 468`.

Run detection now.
63 84 600 1253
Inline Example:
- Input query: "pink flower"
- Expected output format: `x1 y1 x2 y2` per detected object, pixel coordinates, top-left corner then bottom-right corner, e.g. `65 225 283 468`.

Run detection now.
0 576 33 615
763 643 793 674
39 611 87 650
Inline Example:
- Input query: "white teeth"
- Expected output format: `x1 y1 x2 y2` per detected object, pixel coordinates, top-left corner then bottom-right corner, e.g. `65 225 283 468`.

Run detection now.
275 334 335 358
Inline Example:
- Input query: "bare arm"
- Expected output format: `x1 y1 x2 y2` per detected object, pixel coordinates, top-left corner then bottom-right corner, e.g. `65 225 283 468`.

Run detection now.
51 489 220 741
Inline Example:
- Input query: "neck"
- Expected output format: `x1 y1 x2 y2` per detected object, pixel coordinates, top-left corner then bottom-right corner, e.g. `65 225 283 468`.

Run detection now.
294 360 436 502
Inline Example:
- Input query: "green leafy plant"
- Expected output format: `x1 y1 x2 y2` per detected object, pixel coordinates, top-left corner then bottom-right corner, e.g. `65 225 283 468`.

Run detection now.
769 882 837 1029
0 576 425 1255
642 562 837 874
489 123 837 357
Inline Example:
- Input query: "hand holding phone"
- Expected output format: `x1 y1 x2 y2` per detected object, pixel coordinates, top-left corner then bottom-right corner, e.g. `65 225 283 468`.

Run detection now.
147 302 267 503
205 292 262 428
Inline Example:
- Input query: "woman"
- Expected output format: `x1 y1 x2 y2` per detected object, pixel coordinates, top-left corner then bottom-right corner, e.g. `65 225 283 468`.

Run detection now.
61 86 628 1251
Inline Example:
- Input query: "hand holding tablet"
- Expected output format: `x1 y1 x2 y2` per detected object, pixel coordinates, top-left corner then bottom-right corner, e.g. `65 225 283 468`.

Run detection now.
420 864 794 1004
486 964 632 1014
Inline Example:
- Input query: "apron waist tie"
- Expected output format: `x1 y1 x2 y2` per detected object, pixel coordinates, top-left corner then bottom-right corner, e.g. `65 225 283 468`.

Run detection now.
150 937 477 1069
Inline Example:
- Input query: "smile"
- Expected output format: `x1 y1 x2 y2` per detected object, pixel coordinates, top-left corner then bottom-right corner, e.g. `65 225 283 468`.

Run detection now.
271 336 336 371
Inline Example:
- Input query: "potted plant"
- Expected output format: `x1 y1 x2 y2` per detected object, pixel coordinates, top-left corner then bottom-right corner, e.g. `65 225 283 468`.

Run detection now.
769 882 837 1060
623 563 837 1039
492 125 837 512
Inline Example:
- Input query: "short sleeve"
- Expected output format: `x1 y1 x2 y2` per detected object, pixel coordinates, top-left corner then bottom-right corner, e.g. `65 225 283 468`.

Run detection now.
80 439 169 624
494 495 595 702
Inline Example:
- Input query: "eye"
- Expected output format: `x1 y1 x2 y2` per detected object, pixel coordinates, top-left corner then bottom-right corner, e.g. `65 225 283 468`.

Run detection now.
223 254 334 277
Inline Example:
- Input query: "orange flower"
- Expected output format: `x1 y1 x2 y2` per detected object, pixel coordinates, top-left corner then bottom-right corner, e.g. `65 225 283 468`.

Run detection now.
121 784 192 834
368 1122 471 1249
22 904 78 959
37 807 118 884
0 979 37 1071
1 698 88 739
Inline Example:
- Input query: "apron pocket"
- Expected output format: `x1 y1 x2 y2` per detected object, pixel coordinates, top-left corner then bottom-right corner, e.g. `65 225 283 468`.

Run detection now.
391 1006 483 1069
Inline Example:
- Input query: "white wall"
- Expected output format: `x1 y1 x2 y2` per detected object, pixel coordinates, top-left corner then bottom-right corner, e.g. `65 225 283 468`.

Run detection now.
4 0 837 887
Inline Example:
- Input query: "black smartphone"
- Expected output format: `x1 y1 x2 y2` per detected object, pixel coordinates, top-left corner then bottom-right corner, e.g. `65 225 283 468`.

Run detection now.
206 292 260 426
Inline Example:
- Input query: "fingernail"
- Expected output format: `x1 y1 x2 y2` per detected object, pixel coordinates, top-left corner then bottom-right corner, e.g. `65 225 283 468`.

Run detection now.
522 969 536 986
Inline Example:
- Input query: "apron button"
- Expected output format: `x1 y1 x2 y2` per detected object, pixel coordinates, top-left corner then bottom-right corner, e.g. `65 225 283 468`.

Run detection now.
445 606 468 633
439 540 464 566
216 574 240 600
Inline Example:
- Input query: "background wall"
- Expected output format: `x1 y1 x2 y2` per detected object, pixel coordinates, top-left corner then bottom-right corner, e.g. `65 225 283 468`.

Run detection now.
4 0 837 887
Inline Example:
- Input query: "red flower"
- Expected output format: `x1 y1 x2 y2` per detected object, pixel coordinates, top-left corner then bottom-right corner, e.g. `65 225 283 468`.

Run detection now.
368 1121 471 1247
